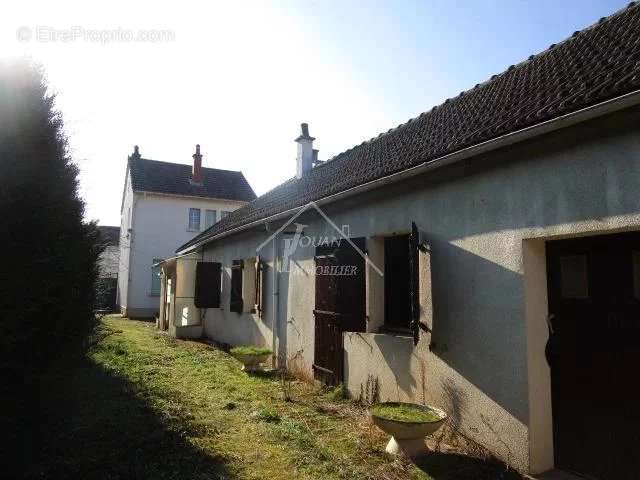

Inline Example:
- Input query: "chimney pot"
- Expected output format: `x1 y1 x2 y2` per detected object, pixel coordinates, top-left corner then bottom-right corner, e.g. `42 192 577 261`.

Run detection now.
192 144 203 184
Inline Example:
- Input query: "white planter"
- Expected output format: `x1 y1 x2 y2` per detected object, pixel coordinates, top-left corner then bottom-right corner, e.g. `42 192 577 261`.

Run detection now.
370 402 447 458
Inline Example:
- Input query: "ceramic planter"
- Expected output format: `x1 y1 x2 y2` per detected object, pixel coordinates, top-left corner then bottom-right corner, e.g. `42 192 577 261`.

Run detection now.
230 352 271 372
370 402 447 458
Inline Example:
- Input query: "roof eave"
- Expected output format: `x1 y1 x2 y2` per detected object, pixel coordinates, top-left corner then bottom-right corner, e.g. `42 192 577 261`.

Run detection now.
131 189 253 203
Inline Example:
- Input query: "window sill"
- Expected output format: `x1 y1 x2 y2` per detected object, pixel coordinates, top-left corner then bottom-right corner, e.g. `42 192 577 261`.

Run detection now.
148 293 160 297
186 229 200 233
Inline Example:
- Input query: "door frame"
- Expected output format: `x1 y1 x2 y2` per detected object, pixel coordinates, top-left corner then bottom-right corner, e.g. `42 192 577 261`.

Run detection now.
313 237 366 384
523 227 640 474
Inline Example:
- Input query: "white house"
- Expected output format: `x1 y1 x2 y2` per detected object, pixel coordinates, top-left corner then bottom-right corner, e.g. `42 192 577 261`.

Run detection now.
159 5 640 478
117 145 255 318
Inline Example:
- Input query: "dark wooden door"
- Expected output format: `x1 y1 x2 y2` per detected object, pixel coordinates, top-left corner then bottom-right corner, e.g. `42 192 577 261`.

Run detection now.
313 237 366 385
546 232 640 479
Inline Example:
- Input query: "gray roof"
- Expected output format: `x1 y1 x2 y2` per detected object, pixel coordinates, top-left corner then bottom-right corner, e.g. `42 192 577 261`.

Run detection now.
178 3 640 253
97 226 120 247
128 156 256 202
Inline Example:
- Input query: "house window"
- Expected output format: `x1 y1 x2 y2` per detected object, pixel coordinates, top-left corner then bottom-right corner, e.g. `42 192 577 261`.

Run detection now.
204 209 217 229
151 258 163 295
230 260 243 313
220 210 230 219
384 235 411 329
188 208 201 231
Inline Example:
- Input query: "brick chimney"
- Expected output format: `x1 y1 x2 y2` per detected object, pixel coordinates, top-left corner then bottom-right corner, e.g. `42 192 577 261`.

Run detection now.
295 123 315 179
192 144 203 184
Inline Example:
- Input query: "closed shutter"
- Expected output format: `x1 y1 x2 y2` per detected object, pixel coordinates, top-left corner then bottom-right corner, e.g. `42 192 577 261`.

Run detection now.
194 262 221 308
230 260 244 313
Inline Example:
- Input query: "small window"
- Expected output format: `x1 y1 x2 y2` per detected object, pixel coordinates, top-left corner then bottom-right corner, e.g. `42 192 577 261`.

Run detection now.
204 209 217 229
384 235 411 329
151 258 163 295
560 255 589 299
230 260 243 313
220 211 230 219
188 208 201 231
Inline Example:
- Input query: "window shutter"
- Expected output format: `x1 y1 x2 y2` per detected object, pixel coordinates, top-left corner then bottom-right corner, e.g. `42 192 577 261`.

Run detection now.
194 262 221 308
254 256 264 317
409 222 420 344
230 260 244 313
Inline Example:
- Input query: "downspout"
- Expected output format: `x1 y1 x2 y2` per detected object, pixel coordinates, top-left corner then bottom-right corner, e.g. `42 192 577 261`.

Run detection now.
271 232 279 369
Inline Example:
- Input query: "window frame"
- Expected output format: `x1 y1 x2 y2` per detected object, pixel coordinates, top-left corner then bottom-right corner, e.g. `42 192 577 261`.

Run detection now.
150 258 163 296
188 208 201 231
204 209 217 229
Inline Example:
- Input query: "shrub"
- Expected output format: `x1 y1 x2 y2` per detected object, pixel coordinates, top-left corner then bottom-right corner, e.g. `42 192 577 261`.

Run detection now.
0 59 102 369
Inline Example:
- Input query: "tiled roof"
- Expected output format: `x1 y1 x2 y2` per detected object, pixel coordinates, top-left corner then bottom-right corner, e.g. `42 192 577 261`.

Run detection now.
178 3 640 253
129 157 256 202
97 226 120 246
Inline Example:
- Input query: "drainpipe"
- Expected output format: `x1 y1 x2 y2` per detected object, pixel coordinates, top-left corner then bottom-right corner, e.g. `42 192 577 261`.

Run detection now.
271 232 279 369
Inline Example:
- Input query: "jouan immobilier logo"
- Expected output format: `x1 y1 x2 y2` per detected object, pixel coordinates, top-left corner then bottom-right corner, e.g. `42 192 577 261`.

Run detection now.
256 201 383 277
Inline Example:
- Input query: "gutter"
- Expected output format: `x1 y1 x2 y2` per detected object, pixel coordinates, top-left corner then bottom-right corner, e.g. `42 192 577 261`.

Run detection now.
177 89 640 255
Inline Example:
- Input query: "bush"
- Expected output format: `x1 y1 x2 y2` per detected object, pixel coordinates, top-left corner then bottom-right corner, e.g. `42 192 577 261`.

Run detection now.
0 59 102 370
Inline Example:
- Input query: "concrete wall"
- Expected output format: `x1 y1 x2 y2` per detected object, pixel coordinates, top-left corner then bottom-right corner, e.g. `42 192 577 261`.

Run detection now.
198 106 640 473
117 170 134 312
201 230 277 353
119 185 247 317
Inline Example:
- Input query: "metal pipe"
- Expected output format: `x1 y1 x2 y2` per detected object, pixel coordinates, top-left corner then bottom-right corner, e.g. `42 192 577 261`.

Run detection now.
271 231 279 368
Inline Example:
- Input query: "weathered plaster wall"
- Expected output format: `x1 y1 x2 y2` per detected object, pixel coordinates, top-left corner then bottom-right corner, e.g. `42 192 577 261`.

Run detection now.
117 169 134 313
122 191 246 317
198 106 640 473
201 230 277 352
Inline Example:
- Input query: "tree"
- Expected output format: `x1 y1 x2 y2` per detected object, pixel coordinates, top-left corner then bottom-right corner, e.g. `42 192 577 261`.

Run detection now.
0 59 102 459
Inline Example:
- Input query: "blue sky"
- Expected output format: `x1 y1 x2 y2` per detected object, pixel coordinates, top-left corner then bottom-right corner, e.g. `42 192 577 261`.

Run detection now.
4 0 628 225
292 0 628 125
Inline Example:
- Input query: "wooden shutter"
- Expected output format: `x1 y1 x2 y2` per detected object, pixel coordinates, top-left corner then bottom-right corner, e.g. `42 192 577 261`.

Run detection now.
194 262 221 308
254 256 264 317
230 260 244 313
409 222 420 344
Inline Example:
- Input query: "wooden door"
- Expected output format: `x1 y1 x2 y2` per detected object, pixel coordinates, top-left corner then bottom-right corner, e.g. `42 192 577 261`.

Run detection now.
546 231 640 479
313 238 366 385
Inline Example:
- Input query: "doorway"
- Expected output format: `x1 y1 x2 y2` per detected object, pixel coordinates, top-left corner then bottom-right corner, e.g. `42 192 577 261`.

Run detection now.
546 231 640 479
313 237 366 385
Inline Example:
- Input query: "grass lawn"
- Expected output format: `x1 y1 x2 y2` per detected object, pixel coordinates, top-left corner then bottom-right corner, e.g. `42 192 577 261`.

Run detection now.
28 316 523 479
